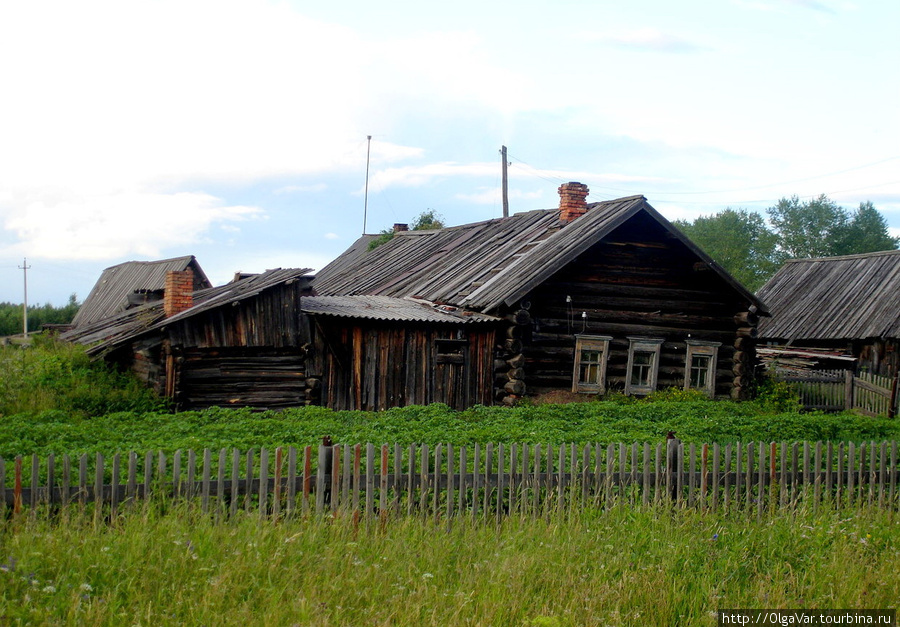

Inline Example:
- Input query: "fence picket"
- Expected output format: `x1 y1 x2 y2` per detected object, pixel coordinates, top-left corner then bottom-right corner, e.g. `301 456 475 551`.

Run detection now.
230 449 240 518
126 452 137 507
94 453 104 523
286 446 297 516
216 449 226 520
111 453 120 518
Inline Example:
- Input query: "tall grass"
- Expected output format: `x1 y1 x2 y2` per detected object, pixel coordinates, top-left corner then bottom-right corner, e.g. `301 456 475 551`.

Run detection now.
0 337 166 418
1 504 897 625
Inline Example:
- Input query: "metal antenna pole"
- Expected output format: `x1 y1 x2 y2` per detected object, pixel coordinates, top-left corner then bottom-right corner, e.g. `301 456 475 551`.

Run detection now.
18 258 30 339
501 145 509 218
363 135 372 235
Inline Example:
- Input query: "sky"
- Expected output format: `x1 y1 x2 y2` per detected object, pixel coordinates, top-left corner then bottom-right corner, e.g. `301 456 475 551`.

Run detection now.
1 0 898 305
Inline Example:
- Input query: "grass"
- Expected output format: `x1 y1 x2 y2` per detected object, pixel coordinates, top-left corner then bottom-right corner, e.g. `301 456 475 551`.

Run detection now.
1 504 897 625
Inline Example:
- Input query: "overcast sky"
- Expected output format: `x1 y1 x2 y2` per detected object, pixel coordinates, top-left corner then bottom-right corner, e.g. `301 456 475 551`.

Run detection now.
1 0 898 305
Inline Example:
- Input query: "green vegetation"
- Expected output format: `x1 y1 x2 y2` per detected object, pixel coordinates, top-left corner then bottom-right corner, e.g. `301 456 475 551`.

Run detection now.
675 195 899 291
0 337 167 419
2 400 898 460
1 339 897 462
368 209 446 250
0 294 80 337
0 503 896 624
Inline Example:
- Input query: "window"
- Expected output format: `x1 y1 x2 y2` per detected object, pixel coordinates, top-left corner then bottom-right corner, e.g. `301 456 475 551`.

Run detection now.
435 338 466 364
572 335 612 393
684 340 720 397
625 337 664 395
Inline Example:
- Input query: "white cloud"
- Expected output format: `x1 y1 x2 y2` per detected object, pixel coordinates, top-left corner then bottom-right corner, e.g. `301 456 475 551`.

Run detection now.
3 190 259 260
579 29 708 53
324 232 340 240
365 163 497 192
456 187 545 205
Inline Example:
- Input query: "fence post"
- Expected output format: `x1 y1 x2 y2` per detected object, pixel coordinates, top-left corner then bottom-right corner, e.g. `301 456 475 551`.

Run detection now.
889 373 899 419
666 436 680 504
844 370 854 412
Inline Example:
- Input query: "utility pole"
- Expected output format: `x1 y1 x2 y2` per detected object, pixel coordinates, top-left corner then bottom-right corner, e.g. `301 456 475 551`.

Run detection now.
501 145 509 218
363 135 372 235
18 258 30 339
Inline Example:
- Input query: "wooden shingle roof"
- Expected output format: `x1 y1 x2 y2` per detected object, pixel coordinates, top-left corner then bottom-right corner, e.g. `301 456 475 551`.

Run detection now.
72 256 211 328
314 195 765 314
64 268 312 354
757 250 900 341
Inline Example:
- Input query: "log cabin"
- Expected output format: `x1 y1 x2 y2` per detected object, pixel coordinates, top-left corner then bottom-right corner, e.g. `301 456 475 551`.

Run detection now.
757 250 900 377
312 183 768 408
64 267 316 409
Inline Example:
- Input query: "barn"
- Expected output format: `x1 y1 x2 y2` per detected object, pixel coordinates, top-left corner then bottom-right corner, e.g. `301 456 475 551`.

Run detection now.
757 250 900 377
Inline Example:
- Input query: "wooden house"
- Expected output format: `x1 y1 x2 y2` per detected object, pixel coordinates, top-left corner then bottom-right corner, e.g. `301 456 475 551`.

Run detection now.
312 183 768 407
757 250 900 377
64 267 316 409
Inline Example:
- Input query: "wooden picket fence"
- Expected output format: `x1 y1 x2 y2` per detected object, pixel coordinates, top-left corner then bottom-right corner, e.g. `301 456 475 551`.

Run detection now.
2 440 899 520
778 369 899 417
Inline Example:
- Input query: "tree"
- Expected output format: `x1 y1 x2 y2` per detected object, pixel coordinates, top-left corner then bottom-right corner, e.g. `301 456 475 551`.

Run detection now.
834 201 900 255
766 195 899 259
674 209 781 292
410 209 445 231
368 210 446 250
0 293 81 336
766 194 849 259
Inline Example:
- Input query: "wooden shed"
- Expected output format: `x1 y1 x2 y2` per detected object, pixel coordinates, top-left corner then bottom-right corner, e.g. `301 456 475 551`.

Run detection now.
65 267 316 409
314 183 768 404
757 250 900 377
301 295 502 410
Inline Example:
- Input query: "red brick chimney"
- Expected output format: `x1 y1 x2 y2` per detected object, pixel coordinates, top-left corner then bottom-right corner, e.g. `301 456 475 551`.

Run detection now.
393 223 409 232
558 182 590 222
164 270 194 317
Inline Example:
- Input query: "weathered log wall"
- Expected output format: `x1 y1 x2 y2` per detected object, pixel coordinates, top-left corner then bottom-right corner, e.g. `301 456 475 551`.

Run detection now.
175 347 309 409
517 214 759 399
312 319 497 411
122 281 314 409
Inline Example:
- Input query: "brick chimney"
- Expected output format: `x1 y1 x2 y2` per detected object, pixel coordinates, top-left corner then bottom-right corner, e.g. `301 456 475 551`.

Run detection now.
558 182 590 222
393 223 409 232
164 270 194 317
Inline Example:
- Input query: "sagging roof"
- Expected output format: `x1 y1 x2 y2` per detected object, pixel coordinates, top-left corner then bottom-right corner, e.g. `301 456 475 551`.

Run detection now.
301 295 501 324
314 195 766 314
72 256 211 328
757 249 900 341
64 267 312 354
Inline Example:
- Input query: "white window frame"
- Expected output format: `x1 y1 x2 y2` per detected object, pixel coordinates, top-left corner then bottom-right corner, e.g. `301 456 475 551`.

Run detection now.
684 339 720 397
625 337 664 396
572 334 612 394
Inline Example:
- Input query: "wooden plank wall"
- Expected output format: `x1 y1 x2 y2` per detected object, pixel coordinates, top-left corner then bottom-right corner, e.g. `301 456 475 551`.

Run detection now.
167 283 310 350
313 320 497 411
4 440 898 519
521 217 754 397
